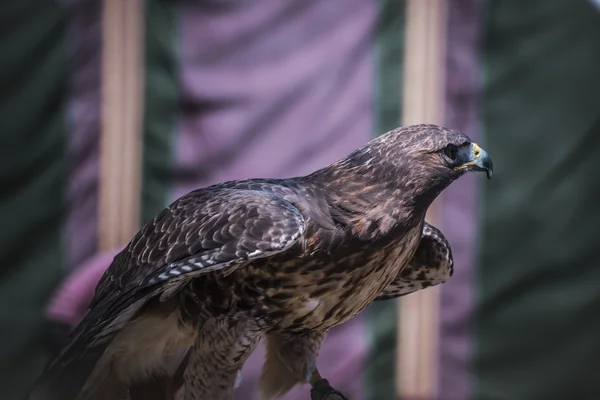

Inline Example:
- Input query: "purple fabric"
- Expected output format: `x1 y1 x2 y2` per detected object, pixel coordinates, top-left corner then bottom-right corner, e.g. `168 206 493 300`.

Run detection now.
174 0 376 197
176 1 376 398
437 1 483 399
46 249 120 328
65 0 102 270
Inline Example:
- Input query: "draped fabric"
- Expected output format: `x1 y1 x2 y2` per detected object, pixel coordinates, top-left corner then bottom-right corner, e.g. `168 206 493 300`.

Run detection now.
476 1 600 399
0 2 68 398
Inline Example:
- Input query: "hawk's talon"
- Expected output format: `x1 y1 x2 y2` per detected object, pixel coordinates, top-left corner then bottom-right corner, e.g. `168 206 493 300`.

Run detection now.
310 379 348 400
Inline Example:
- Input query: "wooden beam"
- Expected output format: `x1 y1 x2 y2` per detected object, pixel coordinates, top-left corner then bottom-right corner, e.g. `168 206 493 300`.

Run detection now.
396 0 448 398
99 0 145 250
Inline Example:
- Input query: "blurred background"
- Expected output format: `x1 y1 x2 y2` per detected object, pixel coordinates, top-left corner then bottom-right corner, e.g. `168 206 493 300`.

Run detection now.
2 0 600 399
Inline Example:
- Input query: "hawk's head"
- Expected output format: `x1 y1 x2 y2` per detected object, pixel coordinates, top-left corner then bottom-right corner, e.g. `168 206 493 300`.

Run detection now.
330 124 493 212
379 123 493 178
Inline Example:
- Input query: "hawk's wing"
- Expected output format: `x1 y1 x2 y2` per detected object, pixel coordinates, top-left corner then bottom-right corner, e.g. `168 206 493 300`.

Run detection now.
30 187 306 400
374 222 453 301
93 187 305 314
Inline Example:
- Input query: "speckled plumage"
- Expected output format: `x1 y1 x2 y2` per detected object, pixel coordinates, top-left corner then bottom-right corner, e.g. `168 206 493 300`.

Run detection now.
30 124 492 400
374 222 454 301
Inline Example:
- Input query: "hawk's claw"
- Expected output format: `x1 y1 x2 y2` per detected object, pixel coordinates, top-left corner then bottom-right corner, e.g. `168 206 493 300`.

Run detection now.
310 379 348 400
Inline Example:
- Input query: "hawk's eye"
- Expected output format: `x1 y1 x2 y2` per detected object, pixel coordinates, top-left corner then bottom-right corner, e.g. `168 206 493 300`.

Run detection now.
443 144 458 162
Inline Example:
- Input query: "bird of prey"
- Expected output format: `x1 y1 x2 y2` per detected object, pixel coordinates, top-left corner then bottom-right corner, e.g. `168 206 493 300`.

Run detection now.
30 124 492 400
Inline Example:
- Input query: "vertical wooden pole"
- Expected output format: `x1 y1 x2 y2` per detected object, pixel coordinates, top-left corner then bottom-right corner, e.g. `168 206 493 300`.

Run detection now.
396 0 447 398
99 0 145 250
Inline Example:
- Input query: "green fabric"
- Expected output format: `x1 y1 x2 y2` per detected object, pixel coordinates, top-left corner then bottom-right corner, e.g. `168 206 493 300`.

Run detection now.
0 1 69 398
477 1 600 399
365 1 405 399
141 0 180 223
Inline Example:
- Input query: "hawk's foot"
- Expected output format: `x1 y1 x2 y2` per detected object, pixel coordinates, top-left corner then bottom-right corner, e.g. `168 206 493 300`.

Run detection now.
310 379 348 400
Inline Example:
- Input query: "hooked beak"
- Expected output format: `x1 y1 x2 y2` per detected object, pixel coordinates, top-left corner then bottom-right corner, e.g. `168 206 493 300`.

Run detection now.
453 142 493 179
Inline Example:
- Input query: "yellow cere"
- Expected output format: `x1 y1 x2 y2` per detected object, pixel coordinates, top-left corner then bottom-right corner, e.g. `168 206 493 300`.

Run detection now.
472 143 481 158
453 142 481 171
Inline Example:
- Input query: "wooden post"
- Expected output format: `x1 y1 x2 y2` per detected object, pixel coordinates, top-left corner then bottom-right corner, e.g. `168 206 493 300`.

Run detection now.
99 0 145 250
396 0 447 398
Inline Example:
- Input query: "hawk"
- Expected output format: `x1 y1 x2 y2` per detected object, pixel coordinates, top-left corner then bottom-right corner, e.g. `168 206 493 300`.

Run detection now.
30 124 492 400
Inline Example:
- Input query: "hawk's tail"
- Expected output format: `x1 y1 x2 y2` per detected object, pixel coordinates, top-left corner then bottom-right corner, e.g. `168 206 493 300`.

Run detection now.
28 300 146 400
29 343 128 400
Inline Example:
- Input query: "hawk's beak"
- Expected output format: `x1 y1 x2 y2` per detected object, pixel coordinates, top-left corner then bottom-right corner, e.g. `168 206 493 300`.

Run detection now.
454 142 493 179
